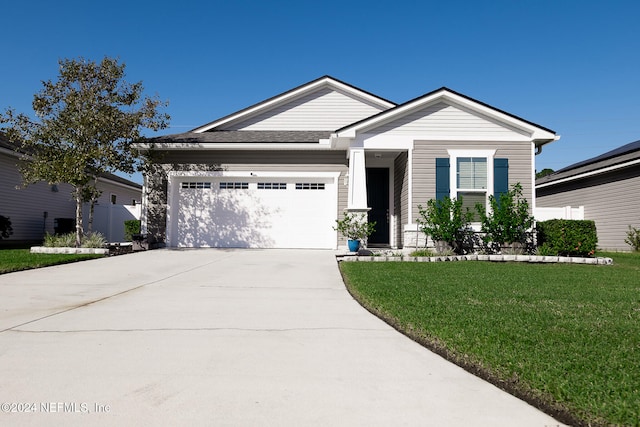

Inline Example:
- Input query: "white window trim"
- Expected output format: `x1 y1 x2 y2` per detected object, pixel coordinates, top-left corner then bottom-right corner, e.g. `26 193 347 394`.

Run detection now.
447 149 496 228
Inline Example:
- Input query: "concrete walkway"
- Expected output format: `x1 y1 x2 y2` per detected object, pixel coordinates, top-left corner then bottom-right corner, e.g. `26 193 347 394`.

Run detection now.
0 249 565 426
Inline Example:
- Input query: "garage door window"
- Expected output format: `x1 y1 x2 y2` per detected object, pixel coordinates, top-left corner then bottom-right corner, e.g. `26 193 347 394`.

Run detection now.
258 182 287 190
220 182 248 190
295 183 325 190
181 182 212 189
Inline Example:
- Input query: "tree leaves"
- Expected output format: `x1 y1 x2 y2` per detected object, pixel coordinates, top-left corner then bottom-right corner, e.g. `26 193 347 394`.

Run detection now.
0 56 170 246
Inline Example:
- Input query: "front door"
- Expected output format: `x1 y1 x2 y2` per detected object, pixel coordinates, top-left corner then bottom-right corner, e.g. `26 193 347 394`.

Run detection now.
366 168 390 245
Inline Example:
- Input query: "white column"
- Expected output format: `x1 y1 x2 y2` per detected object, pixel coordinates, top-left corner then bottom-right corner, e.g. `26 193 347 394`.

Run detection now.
347 148 369 211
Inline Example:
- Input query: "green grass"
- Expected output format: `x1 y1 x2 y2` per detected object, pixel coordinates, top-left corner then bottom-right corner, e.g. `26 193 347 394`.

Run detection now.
0 249 104 274
340 252 640 427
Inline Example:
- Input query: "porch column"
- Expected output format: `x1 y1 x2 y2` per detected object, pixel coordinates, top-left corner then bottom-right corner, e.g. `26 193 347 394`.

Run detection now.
347 148 369 211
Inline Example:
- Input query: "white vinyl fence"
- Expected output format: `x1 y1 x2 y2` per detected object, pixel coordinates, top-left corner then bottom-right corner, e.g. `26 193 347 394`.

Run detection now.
534 206 584 221
83 204 141 242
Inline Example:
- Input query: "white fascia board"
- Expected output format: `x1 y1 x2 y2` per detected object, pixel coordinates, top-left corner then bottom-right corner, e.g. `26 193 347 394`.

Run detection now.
136 142 334 151
535 158 640 189
168 170 341 179
193 77 394 133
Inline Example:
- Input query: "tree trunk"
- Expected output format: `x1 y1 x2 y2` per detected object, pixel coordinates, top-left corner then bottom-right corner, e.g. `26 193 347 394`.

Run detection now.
87 197 95 233
74 187 83 248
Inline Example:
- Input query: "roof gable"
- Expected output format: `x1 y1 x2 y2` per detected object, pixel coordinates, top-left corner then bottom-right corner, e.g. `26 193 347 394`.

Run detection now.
336 87 557 143
192 76 396 133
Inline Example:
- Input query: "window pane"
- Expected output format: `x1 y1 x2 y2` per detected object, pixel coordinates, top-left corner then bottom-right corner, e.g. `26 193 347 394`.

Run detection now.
457 157 487 189
458 191 486 221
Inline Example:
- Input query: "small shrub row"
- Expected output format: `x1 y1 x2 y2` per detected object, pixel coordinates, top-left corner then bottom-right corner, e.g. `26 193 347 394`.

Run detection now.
536 219 597 257
418 183 535 255
44 232 107 248
417 183 599 257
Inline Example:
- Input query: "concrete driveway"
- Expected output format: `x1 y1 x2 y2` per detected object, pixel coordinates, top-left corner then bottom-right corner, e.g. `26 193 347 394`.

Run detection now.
0 249 565 426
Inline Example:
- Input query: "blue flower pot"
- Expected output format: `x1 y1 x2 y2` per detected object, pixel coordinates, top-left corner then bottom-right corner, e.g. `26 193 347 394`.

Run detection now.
347 239 361 252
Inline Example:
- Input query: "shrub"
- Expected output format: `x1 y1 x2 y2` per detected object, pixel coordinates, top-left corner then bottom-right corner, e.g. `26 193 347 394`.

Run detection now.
476 183 535 253
536 219 598 257
0 215 13 240
409 249 437 257
82 232 107 248
417 196 475 255
624 225 640 252
124 219 141 241
44 232 76 247
44 232 106 248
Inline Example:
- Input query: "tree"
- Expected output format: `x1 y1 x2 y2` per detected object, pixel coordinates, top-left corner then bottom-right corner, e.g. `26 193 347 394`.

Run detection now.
0 57 169 246
535 168 554 179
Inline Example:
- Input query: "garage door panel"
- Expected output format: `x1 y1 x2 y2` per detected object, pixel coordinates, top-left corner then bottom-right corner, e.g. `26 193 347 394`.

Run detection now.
176 178 335 249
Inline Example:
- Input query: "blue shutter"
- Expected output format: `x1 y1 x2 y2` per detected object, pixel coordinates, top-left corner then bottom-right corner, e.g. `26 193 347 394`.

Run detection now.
493 158 509 205
435 158 450 201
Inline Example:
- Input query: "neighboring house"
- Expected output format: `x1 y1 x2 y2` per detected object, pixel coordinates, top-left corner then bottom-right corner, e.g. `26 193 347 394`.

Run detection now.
139 76 558 249
0 133 143 246
536 139 640 251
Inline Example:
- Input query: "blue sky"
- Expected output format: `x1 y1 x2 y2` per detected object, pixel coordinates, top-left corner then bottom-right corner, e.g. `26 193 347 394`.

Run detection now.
2 0 639 184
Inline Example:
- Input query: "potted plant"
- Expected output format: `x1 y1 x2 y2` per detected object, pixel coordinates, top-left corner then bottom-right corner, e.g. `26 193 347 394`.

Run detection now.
334 212 376 252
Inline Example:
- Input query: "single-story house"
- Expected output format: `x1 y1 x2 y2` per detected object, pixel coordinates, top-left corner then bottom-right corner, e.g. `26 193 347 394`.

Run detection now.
0 133 143 246
536 139 640 251
138 76 558 249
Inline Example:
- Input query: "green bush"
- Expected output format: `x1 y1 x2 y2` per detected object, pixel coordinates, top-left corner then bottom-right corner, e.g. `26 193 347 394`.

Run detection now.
417 196 475 255
82 232 107 248
536 219 598 257
625 225 640 251
0 215 13 240
124 219 141 241
44 232 76 247
44 232 106 248
476 183 535 253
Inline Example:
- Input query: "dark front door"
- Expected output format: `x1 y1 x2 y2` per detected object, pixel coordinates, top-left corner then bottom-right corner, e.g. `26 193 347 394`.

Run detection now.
366 168 390 245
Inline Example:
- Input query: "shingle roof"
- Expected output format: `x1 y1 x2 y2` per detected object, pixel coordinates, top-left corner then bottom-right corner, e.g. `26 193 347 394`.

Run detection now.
150 130 333 144
536 139 640 186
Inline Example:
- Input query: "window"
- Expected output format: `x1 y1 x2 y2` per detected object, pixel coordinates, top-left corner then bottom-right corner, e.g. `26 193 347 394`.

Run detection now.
258 182 287 190
220 182 248 190
456 157 487 216
181 182 212 189
295 183 325 190
110 194 117 204
437 150 509 221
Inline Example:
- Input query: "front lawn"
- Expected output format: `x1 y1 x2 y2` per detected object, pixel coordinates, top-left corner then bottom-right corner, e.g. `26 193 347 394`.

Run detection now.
0 249 104 274
340 252 640 427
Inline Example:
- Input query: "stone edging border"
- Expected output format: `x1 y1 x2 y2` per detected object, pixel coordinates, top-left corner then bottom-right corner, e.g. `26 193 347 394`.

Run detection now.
338 254 613 265
30 246 109 255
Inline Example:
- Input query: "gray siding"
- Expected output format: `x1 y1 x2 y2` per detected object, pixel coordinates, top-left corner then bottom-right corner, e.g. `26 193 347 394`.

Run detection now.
537 166 640 251
394 152 409 247
412 140 533 221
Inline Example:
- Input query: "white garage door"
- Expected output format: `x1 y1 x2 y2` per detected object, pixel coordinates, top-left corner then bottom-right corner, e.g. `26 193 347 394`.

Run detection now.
174 176 337 248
